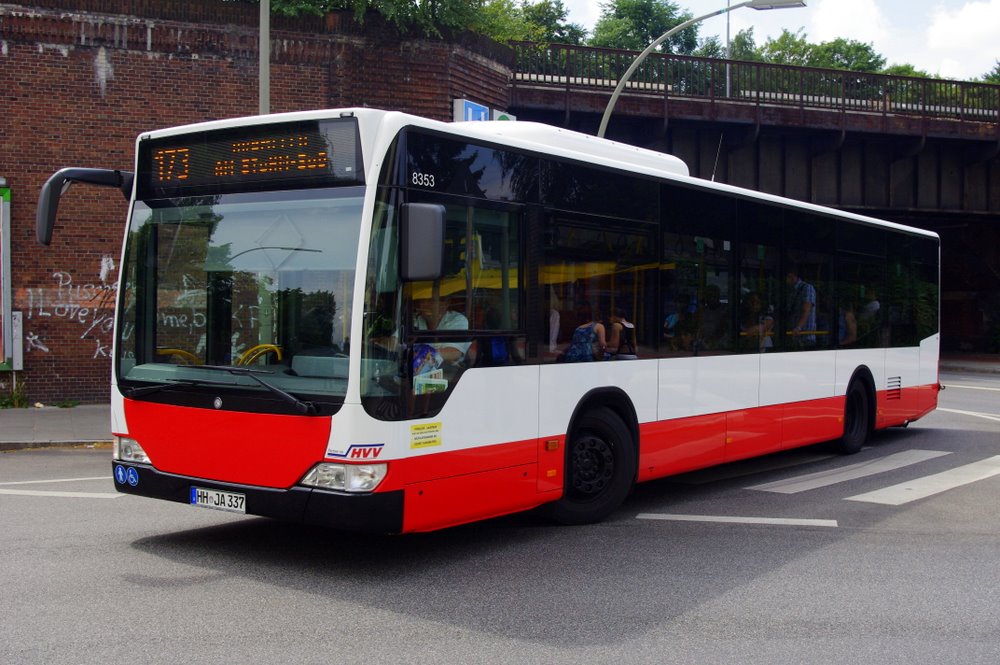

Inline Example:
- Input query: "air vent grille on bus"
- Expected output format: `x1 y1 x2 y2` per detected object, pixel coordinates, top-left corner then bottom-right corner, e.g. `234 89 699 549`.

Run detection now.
887 376 902 400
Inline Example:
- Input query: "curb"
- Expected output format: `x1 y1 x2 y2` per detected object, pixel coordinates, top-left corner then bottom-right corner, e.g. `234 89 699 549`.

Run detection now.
0 440 113 452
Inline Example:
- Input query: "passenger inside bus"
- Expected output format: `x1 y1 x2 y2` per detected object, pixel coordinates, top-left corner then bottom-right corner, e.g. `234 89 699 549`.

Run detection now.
413 295 470 364
561 302 607 362
740 291 774 351
785 265 817 347
607 308 637 360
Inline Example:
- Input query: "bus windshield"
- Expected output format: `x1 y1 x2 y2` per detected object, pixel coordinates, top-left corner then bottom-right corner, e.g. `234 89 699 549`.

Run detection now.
116 187 364 411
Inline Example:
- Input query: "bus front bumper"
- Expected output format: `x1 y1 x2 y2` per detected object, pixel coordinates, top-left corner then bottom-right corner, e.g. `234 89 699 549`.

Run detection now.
111 462 404 534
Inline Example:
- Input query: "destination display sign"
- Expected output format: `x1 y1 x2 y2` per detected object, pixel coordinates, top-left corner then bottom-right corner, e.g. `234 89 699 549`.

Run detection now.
136 117 363 198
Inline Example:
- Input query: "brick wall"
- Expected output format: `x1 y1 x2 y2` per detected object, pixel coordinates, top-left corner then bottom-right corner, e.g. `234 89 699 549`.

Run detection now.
0 1 512 402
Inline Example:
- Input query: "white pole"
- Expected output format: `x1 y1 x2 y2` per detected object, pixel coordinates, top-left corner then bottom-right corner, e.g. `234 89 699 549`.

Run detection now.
597 0 805 138
597 3 749 138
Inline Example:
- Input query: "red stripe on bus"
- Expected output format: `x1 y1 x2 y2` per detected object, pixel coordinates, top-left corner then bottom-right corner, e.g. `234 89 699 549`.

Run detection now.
123 383 937 531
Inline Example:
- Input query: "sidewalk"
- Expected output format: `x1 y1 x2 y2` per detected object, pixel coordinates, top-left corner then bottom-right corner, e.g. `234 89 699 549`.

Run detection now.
0 404 112 451
940 355 1000 375
0 356 996 451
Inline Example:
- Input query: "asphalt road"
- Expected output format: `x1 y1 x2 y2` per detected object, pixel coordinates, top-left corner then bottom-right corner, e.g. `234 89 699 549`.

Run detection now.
1 371 998 664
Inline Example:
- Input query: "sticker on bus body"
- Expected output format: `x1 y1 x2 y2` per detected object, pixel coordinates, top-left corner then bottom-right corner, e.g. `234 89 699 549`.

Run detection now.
325 443 385 461
410 422 442 449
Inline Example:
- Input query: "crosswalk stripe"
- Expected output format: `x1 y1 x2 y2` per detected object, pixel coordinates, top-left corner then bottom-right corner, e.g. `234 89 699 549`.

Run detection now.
937 408 1000 423
845 455 1000 506
636 513 838 528
944 383 1000 393
674 452 836 485
0 476 110 486
747 449 951 494
0 489 122 499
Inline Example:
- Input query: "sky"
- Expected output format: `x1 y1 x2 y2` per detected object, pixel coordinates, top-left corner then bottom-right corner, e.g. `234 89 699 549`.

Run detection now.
560 0 1000 81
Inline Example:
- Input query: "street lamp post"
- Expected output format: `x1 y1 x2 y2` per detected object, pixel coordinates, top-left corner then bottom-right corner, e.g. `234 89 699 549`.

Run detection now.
597 0 806 138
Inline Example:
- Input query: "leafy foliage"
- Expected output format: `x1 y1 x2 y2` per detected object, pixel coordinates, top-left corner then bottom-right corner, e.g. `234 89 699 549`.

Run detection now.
589 0 697 54
759 28 811 67
479 0 585 44
981 61 1000 84
246 1 1000 83
0 375 28 409
882 63 931 79
521 0 586 45
728 28 762 62
249 0 583 40
809 37 885 72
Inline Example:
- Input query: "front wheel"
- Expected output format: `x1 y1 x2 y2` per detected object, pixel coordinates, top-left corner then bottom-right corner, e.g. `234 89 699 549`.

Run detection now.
544 407 636 525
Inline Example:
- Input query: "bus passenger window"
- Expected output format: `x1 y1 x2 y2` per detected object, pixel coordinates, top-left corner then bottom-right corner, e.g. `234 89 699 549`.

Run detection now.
662 186 736 356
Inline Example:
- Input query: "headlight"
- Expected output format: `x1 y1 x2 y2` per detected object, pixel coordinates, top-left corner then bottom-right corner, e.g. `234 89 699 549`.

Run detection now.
114 436 150 464
300 462 387 493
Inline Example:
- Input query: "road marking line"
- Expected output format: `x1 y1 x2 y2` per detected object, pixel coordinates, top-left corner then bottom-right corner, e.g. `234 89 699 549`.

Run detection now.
846 455 1000 506
944 383 1000 393
0 476 110 486
674 452 837 485
747 449 951 494
937 408 1000 423
637 513 838 528
0 489 122 499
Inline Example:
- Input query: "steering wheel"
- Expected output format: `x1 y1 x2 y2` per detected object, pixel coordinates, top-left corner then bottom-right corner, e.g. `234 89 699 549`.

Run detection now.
156 348 203 365
237 344 284 366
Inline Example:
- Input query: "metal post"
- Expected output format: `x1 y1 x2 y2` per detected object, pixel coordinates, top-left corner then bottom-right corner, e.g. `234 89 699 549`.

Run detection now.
259 0 270 115
726 0 731 98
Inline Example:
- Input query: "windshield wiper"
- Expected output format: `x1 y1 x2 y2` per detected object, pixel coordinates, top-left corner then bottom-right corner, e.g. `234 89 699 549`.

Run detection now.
124 377 236 398
187 365 318 415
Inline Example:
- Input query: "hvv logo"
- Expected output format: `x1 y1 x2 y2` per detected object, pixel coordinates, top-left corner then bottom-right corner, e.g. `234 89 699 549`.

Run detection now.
328 444 385 460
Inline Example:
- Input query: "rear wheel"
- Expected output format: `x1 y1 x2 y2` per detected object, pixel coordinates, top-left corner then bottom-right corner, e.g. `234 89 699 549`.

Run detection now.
545 407 636 525
835 379 872 455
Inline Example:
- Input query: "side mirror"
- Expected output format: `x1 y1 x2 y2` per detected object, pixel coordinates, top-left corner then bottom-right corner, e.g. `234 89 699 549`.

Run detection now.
36 168 133 245
400 203 445 282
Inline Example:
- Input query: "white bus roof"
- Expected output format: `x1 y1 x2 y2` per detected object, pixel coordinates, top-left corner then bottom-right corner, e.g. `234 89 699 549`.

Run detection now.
139 108 937 240
448 118 690 178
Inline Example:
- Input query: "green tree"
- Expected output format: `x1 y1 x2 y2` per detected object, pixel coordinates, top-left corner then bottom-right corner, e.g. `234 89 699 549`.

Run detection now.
757 29 893 74
981 61 1000 84
521 0 586 45
477 0 586 44
479 0 536 42
251 0 586 42
759 28 812 67
247 0 482 36
262 0 364 19
374 0 481 36
728 27 761 62
693 35 724 59
589 0 698 54
809 37 885 72
882 63 930 79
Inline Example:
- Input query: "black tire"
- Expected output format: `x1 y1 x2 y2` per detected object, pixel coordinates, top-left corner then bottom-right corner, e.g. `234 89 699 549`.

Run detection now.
544 407 636 525
835 379 872 455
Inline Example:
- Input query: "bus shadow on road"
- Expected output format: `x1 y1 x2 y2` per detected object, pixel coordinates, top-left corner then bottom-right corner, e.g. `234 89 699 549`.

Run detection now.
125 449 897 648
128 423 976 648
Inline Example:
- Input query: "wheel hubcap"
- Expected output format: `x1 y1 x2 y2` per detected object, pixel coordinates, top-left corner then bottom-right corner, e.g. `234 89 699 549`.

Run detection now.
570 435 614 497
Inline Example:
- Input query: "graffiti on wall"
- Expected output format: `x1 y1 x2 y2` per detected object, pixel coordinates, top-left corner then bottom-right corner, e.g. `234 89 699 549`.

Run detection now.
22 258 119 358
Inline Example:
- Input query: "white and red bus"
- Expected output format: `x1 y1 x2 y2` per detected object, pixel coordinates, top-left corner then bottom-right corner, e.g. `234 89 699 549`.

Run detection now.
37 108 940 532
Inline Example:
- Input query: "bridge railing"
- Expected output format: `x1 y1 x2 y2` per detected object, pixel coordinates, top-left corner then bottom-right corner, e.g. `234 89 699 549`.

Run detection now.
511 42 1000 124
